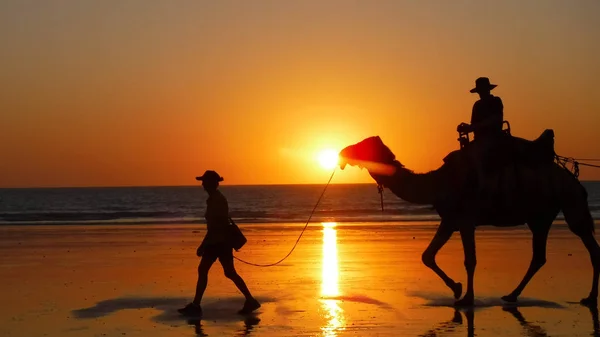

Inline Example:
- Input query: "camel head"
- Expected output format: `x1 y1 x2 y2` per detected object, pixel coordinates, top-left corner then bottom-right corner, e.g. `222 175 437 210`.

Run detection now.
338 136 398 176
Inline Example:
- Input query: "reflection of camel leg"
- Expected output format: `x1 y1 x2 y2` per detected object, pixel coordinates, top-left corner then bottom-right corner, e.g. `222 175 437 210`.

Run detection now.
455 225 476 307
417 310 463 337
588 305 600 337
464 309 474 337
502 307 549 337
421 220 462 299
502 223 551 302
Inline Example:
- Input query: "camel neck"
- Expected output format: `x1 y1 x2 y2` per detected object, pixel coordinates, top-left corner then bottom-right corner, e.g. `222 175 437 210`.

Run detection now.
382 163 440 205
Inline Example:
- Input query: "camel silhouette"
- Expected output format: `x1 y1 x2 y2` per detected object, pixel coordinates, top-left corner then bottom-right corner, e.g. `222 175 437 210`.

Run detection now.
339 134 600 307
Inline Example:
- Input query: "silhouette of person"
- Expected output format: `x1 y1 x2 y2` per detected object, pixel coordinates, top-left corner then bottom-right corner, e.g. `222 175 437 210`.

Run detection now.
178 170 261 316
457 77 504 192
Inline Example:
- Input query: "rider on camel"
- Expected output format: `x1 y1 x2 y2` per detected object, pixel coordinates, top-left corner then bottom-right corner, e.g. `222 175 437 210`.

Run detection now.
457 77 504 193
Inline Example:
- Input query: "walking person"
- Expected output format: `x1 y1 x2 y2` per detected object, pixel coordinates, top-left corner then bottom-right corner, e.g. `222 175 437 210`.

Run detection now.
178 170 261 316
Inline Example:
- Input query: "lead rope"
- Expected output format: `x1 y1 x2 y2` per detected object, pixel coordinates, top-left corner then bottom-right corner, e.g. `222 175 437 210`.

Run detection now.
232 168 337 267
378 184 384 212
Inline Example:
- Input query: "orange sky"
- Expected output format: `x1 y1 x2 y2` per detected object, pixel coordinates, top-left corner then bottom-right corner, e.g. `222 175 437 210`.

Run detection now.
1 1 599 187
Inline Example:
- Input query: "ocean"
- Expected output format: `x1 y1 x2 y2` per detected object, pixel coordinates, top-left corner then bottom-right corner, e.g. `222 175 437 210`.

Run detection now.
1 182 600 226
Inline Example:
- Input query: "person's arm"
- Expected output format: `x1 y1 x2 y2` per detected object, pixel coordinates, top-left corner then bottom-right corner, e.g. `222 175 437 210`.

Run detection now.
456 103 478 133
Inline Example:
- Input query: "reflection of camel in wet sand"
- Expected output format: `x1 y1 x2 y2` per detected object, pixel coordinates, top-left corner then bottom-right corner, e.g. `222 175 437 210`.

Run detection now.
503 307 549 337
420 305 600 337
418 310 465 337
589 305 600 337
419 307 549 337
339 136 600 306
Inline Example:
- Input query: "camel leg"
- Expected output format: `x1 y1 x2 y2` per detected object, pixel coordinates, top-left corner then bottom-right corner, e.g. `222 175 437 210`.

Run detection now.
455 225 476 306
578 229 600 306
421 221 462 299
563 201 600 305
562 182 600 306
502 224 551 302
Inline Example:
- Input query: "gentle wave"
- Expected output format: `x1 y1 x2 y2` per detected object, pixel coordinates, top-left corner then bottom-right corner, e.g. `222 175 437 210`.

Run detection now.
0 212 581 226
0 183 598 226
0 211 182 222
0 212 439 225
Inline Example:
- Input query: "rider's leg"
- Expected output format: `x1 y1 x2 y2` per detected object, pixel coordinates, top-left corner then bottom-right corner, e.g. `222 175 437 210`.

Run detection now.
469 140 486 191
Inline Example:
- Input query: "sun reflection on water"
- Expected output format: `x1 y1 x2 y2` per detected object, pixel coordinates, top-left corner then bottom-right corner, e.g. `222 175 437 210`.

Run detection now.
320 222 345 336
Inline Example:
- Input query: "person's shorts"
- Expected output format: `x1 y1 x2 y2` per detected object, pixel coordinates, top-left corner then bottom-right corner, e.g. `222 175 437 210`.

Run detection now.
202 244 233 263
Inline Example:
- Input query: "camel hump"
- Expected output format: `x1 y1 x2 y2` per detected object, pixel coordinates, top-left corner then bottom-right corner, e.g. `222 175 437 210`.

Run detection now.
537 129 554 143
510 129 555 165
532 128 555 155
443 149 466 165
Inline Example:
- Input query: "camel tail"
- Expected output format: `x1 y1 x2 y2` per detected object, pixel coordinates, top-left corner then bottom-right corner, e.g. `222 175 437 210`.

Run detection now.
561 177 595 235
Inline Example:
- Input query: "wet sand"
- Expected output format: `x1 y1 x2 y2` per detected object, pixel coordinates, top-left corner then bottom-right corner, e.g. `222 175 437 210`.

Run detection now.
0 222 598 336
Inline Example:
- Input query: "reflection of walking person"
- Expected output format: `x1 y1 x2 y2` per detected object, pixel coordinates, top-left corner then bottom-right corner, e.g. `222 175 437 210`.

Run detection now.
178 170 261 316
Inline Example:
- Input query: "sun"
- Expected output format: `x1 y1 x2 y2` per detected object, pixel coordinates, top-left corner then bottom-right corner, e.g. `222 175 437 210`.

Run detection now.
317 149 339 170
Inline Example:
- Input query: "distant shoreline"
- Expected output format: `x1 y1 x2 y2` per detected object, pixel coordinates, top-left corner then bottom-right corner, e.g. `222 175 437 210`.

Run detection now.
2 181 599 189
0 182 394 189
0 219 582 228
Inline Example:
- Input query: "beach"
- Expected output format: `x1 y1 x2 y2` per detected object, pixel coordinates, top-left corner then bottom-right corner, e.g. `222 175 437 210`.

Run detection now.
2 0 599 335
0 222 598 336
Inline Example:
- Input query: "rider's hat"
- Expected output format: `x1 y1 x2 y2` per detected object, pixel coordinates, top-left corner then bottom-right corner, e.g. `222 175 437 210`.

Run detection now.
470 77 497 93
195 170 224 182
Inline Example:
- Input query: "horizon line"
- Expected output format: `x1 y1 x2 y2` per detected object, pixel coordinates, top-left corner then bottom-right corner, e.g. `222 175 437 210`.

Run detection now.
1 180 600 189
0 182 379 189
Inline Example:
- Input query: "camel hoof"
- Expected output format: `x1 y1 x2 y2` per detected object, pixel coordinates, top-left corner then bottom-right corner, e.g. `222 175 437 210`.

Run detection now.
501 294 518 303
452 282 463 299
454 297 474 307
581 297 598 308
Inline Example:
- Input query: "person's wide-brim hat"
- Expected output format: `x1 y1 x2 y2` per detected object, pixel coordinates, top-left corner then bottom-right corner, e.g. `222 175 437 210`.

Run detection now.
195 170 224 182
470 77 497 93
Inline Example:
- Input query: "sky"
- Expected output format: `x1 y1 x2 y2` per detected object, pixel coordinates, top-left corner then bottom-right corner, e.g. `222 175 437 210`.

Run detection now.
1 0 599 187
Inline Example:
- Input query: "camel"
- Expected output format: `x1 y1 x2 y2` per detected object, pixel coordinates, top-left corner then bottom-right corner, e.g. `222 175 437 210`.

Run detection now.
338 132 600 307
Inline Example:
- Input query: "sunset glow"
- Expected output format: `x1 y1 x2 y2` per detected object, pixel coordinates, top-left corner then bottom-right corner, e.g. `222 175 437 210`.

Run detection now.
317 149 340 171
1 1 599 187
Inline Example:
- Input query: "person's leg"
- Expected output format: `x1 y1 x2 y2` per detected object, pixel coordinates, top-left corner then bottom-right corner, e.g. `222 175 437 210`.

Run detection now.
193 254 216 305
219 249 261 313
179 252 216 315
219 250 254 300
